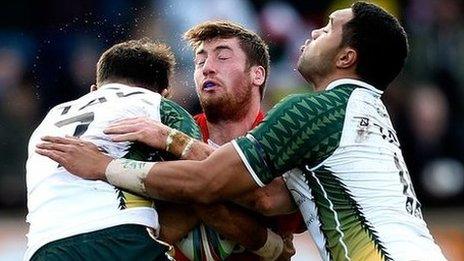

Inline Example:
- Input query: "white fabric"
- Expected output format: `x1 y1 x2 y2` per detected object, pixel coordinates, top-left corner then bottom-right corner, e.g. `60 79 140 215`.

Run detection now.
25 84 163 260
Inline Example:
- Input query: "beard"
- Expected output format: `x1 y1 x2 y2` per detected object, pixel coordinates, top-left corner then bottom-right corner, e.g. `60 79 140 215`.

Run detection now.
298 48 336 85
200 83 253 123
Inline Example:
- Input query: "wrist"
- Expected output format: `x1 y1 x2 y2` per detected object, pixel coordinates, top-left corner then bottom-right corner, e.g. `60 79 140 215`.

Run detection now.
165 129 195 159
98 157 113 181
104 158 155 196
159 126 170 150
252 228 283 261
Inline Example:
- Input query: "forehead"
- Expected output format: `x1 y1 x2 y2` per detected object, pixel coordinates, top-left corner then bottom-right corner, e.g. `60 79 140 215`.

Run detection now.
195 37 242 54
329 8 353 27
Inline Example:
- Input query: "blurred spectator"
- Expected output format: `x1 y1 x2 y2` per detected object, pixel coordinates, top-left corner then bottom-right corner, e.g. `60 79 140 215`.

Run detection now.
0 47 38 208
396 84 464 206
259 1 308 98
406 0 464 115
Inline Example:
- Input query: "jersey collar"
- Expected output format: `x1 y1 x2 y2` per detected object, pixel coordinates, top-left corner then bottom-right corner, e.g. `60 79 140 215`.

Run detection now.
325 78 383 95
98 83 132 90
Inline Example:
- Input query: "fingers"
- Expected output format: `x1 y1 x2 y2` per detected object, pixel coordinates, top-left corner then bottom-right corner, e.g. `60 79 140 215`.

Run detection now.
36 142 73 152
106 133 138 142
109 117 141 125
107 117 150 130
35 148 67 165
104 124 139 135
105 117 160 134
39 136 99 151
41 135 80 144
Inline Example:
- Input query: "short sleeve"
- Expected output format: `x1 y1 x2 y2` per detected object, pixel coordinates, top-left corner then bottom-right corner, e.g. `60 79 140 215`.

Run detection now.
160 98 201 140
233 87 354 186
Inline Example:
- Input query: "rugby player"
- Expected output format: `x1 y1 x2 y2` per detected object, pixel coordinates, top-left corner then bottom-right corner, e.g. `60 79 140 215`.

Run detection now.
25 39 188 260
37 2 446 260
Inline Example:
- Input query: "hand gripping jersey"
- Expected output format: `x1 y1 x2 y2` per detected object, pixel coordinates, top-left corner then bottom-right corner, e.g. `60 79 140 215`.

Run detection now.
25 83 200 260
232 79 446 261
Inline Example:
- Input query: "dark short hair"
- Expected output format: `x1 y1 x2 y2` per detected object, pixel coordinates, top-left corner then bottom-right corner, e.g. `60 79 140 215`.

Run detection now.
96 38 175 93
184 21 270 100
341 2 409 90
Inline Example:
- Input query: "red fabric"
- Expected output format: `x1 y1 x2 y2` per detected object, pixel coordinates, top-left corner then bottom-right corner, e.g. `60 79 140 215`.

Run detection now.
173 246 190 261
193 113 210 142
176 111 305 261
193 111 265 142
269 212 306 235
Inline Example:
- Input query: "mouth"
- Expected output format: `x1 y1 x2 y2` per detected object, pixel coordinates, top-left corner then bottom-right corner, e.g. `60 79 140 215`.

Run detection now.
301 39 311 52
202 80 219 91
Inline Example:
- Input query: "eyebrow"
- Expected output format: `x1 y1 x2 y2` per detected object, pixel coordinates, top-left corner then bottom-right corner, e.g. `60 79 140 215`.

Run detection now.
196 45 233 55
328 16 334 27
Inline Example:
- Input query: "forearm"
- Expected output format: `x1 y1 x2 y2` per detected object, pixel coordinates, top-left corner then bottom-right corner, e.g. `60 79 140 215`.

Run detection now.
194 202 267 251
233 178 297 216
142 144 257 203
157 201 199 244
195 203 287 260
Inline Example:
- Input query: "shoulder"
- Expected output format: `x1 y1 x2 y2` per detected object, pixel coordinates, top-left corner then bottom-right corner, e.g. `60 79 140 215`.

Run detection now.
160 98 201 139
269 87 355 117
44 100 76 120
160 98 191 117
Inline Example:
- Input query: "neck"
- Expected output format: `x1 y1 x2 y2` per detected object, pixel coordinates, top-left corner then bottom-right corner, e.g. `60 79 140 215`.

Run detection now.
206 102 261 145
312 72 359 91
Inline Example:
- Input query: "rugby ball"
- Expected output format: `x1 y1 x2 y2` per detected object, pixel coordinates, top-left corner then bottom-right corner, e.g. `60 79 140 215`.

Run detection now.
176 224 237 261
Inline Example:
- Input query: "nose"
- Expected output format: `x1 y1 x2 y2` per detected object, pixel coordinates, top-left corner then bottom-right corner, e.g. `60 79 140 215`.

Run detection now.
311 28 322 40
202 57 216 76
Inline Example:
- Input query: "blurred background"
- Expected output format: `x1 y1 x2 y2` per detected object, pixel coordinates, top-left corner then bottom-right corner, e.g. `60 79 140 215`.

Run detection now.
1 0 463 260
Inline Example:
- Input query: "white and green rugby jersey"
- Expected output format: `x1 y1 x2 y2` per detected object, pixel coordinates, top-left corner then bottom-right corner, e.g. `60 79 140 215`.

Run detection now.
25 83 200 260
233 79 445 261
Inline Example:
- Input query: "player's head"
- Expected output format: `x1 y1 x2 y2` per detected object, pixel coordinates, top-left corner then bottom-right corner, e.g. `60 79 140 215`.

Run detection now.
184 21 269 122
298 1 408 91
95 38 175 95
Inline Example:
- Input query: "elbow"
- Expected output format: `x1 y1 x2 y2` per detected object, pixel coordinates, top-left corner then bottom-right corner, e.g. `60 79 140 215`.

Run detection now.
256 194 277 216
248 189 278 216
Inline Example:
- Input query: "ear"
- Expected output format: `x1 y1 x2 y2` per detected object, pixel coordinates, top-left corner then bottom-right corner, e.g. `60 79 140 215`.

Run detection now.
90 84 98 92
250 65 266 87
161 88 170 98
336 47 357 69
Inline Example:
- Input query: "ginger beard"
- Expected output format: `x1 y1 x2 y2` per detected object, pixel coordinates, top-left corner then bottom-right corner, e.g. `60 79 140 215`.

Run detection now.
198 69 253 123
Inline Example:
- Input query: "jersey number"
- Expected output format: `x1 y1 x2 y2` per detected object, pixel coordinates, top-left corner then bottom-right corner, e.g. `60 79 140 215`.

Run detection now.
55 112 95 137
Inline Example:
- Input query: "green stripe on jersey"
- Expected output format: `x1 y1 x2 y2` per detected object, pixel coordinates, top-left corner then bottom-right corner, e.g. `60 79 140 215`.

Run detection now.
235 85 355 184
306 167 392 261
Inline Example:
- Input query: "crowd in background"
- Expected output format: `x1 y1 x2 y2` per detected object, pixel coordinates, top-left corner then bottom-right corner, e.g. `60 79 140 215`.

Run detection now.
1 0 463 211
